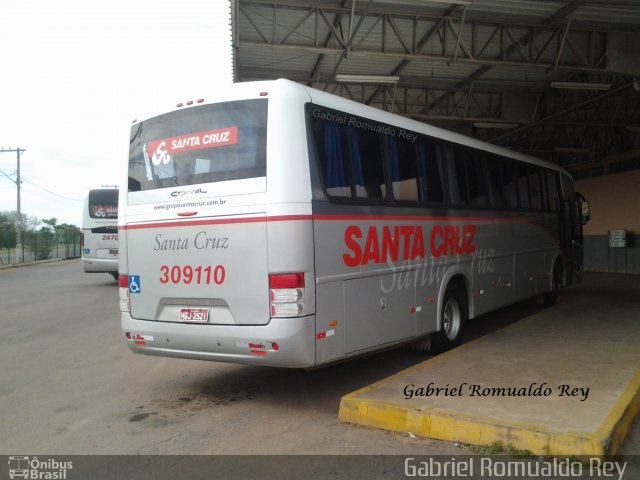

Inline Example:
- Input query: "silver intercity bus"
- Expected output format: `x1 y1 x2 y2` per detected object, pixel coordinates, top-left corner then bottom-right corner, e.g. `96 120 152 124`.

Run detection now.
119 79 589 368
81 187 119 280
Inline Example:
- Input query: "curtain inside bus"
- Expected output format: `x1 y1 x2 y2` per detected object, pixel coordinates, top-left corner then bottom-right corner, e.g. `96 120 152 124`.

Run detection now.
348 127 365 195
416 143 428 202
323 121 350 196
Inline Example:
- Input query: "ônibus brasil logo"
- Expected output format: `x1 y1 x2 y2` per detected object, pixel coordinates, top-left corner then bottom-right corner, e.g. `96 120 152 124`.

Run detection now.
8 456 73 479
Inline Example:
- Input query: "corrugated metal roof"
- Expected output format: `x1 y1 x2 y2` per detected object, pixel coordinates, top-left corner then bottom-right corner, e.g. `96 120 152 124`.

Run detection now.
233 0 640 172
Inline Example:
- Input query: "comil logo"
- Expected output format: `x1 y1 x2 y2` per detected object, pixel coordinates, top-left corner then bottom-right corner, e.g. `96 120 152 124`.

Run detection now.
170 187 208 197
8 456 73 479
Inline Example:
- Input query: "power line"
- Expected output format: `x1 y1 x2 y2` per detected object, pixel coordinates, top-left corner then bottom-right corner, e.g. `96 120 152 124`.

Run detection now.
1 165 81 201
0 170 80 201
20 177 81 202
0 167 15 180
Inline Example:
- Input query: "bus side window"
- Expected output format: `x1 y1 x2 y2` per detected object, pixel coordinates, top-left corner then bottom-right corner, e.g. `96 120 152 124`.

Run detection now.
485 154 503 208
539 169 549 211
388 135 419 202
446 145 468 206
546 171 559 211
467 152 488 208
517 164 531 209
349 127 385 200
417 141 445 204
502 160 519 209
529 168 543 210
313 117 352 198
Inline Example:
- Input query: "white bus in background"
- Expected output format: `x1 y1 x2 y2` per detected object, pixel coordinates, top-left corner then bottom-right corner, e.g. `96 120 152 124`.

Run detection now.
119 79 589 368
81 187 119 280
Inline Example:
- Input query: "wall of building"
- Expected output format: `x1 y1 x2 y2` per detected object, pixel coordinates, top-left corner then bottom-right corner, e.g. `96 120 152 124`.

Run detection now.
575 169 640 273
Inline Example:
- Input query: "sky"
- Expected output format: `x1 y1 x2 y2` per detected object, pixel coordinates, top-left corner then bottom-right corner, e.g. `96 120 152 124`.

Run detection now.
0 0 233 227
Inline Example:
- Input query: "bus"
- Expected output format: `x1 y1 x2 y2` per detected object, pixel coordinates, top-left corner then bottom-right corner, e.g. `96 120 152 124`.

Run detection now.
119 79 589 368
81 187 119 280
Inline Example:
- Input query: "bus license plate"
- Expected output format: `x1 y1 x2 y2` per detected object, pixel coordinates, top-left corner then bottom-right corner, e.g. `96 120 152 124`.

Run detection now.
179 308 209 322
109 249 118 255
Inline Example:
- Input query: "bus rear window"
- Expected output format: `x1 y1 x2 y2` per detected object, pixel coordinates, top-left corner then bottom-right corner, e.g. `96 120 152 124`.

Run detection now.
88 189 118 219
128 99 267 192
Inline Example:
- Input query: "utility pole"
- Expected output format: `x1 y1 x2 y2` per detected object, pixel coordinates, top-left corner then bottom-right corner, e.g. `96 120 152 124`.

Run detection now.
1 147 26 262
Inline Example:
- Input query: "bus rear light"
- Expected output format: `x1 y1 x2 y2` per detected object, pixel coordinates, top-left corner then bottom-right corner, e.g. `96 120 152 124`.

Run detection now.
270 288 302 303
271 302 303 317
269 273 305 318
80 232 84 247
119 288 130 313
119 275 130 313
271 342 279 351
125 332 132 339
269 273 304 289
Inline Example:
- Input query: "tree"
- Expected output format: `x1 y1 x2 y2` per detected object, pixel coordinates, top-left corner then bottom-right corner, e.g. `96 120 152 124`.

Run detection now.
0 212 17 249
1 210 81 261
42 217 58 230
57 223 80 236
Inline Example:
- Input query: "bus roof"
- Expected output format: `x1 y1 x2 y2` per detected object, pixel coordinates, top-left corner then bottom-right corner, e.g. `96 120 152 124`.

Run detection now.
298 80 569 177
132 78 570 178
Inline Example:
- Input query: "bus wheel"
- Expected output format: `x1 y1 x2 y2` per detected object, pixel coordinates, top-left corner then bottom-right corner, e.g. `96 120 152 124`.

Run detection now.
407 335 431 352
542 262 560 307
432 283 467 353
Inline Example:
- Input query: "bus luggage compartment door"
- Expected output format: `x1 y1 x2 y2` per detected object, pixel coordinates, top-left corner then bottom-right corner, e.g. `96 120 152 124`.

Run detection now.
126 213 270 326
343 274 415 353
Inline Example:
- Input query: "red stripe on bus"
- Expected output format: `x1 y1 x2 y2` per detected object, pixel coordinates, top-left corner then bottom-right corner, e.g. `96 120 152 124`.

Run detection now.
267 215 314 222
119 213 546 230
120 217 268 230
311 214 530 223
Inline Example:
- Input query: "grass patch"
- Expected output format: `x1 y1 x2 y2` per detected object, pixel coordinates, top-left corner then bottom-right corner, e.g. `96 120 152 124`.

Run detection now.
470 441 533 458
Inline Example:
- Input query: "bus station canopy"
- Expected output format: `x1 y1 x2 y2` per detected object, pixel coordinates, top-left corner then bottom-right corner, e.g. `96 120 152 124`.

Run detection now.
231 0 640 178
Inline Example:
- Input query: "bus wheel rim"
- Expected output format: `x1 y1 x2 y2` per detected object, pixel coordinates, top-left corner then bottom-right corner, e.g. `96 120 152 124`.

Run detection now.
443 298 461 340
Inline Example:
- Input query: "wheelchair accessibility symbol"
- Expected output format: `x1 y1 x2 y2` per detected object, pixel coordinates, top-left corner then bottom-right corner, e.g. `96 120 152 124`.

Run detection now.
129 275 141 294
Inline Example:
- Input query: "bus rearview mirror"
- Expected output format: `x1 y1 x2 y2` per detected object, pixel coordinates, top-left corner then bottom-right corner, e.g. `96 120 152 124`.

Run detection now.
580 199 590 224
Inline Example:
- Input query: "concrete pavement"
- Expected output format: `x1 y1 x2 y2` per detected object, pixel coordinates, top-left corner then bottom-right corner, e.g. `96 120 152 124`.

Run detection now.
339 273 640 457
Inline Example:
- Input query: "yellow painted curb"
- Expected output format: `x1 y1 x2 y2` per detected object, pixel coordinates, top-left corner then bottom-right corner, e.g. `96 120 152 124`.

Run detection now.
596 370 640 455
339 369 640 458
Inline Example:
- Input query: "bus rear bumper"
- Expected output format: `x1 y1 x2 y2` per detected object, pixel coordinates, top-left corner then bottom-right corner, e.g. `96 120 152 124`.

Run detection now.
121 313 317 368
82 257 118 273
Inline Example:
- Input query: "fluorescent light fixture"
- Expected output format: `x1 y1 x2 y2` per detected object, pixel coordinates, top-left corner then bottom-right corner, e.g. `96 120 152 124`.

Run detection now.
408 0 472 4
625 125 640 133
473 122 519 129
335 74 400 84
550 82 611 91
554 147 591 154
371 0 472 5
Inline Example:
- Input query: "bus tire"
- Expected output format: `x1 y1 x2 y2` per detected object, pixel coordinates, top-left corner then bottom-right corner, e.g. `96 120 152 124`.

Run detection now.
432 283 467 353
407 335 431 352
541 262 560 307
